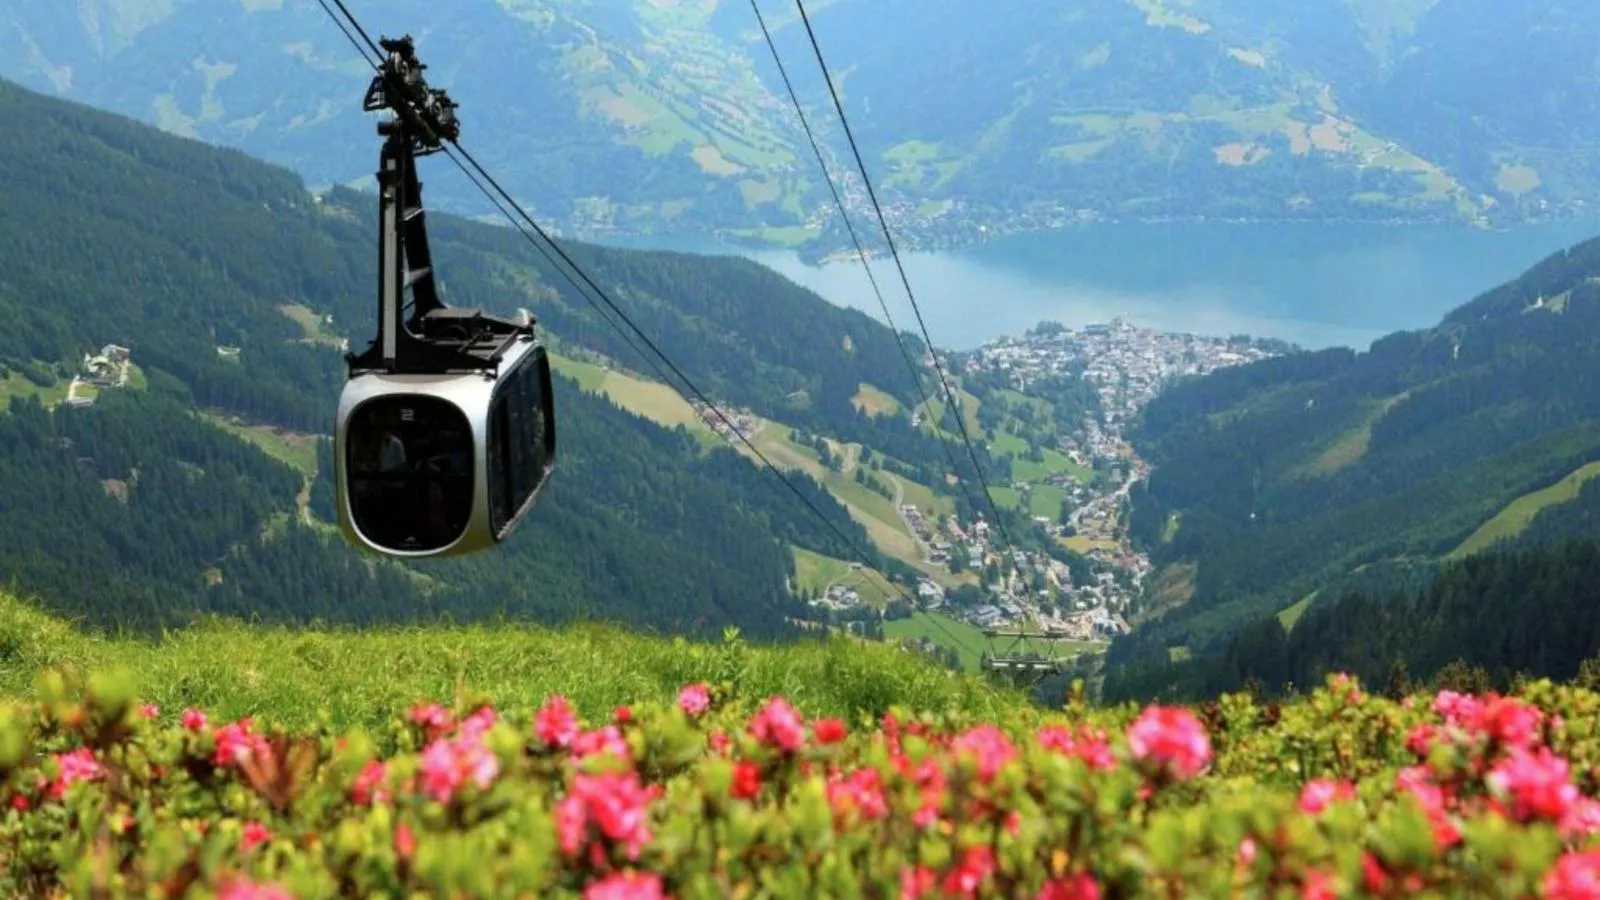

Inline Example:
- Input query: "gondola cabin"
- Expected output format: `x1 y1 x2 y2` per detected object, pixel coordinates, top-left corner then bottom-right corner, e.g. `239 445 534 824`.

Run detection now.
332 33 557 559
335 338 556 557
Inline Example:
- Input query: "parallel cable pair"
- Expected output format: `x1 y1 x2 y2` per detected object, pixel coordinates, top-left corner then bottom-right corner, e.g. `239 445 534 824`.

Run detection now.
751 0 1019 553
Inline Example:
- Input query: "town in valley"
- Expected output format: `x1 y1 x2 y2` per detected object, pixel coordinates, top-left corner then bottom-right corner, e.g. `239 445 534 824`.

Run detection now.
809 317 1280 664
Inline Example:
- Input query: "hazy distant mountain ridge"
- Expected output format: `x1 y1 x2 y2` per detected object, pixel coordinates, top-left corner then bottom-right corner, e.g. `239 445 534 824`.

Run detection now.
1 0 1595 248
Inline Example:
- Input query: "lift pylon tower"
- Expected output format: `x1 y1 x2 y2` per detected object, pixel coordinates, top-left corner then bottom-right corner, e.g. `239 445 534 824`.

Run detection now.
345 35 534 378
980 624 1077 684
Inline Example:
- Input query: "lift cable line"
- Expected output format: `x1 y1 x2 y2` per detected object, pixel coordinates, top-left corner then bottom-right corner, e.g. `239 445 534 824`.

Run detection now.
445 137 939 604
787 0 1076 677
790 0 1017 554
441 153 661 380
443 146 987 664
327 0 384 58
441 148 984 659
747 0 987 525
313 1 983 661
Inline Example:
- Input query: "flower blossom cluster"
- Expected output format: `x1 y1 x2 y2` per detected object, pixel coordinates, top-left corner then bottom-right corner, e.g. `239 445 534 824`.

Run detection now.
10 669 1600 898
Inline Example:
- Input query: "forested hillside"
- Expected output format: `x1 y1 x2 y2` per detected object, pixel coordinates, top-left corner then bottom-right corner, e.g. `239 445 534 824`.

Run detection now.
0 75 958 639
3 0 1598 248
1109 231 1600 691
1106 537 1600 703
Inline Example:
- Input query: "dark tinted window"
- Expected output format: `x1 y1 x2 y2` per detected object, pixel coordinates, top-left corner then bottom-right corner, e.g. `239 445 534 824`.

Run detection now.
346 394 474 553
488 352 552 538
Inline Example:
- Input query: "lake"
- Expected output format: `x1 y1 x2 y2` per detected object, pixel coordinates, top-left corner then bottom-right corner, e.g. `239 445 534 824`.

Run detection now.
596 219 1600 352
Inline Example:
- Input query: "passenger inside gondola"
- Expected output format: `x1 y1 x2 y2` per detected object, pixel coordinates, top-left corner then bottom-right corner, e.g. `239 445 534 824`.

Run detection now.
346 396 474 552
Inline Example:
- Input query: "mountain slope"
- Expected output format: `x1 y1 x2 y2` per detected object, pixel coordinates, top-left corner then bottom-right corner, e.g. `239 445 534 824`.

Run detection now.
0 73 939 640
1113 231 1600 674
1105 535 1600 703
3 0 1598 249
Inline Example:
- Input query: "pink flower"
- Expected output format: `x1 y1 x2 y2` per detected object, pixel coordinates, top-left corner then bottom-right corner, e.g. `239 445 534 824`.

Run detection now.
555 795 588 856
1300 869 1337 900
1299 778 1356 815
813 717 848 745
351 760 390 806
408 702 452 735
1562 797 1600 840
419 739 463 803
1488 746 1580 822
1126 706 1212 781
584 870 667 900
46 748 103 799
827 767 888 823
573 725 631 763
731 761 762 800
139 703 159 719
952 724 1018 782
1328 672 1363 704
240 821 272 852
1037 874 1102 900
212 719 269 768
458 740 500 791
900 866 937 900
1037 725 1117 771
536 695 580 749
1396 765 1461 850
457 706 498 743
941 845 996 897
678 683 711 717
748 696 806 753
1432 690 1484 731
417 724 501 805
556 771 661 861
1544 850 1600 900
181 708 207 731
1406 723 1440 757
902 756 947 828
1482 695 1543 748
216 880 293 900
1237 836 1258 868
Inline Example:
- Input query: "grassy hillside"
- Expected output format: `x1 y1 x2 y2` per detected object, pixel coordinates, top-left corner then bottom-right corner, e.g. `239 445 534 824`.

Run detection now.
0 589 1017 734
1447 461 1600 560
547 349 978 588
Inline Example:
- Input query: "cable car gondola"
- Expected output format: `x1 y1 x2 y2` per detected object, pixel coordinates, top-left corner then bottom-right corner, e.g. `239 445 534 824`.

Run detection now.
334 35 556 558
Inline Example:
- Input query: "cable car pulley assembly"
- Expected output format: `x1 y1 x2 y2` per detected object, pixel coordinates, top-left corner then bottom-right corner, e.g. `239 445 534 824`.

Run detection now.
335 35 557 559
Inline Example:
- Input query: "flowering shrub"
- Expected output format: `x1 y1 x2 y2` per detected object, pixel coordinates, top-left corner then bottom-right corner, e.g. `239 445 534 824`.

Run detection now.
5 669 1600 897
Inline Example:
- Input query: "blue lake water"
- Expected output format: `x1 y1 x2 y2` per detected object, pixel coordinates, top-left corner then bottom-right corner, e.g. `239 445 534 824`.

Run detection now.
595 218 1600 351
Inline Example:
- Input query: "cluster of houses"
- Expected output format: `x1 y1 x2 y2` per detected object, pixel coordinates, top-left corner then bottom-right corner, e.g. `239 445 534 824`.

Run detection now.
901 504 990 571
65 344 131 408
967 318 1274 445
691 400 757 440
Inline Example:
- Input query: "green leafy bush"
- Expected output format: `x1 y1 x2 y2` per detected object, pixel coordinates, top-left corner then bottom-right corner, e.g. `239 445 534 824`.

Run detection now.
5 669 1600 897
21 361 56 388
